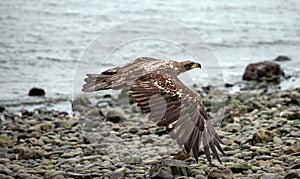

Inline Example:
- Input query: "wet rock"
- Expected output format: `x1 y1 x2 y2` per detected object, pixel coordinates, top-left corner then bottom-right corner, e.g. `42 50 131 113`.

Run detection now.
151 160 191 178
16 173 32 179
86 108 102 117
0 106 5 113
10 147 43 160
32 122 53 132
207 168 233 179
251 129 275 145
173 150 190 161
261 173 282 179
144 158 159 165
192 173 206 179
230 164 251 173
250 146 270 155
111 124 120 131
273 136 283 144
294 158 300 164
252 101 264 109
174 177 192 179
0 174 14 179
0 135 13 147
241 151 253 158
203 89 228 112
74 95 91 106
72 95 92 112
106 109 126 123
20 109 34 116
290 131 300 137
124 155 142 164
155 127 168 136
151 170 173 179
129 127 139 134
0 167 13 176
291 164 300 169
274 55 291 62
225 83 234 88
283 141 300 154
284 110 300 120
284 170 300 179
52 175 66 179
101 155 111 161
137 129 150 136
0 158 10 164
44 170 67 179
224 123 240 133
242 61 283 82
61 151 81 158
220 114 234 128
283 146 296 155
110 167 126 178
292 152 300 157
28 87 46 96
255 155 273 160
290 95 300 105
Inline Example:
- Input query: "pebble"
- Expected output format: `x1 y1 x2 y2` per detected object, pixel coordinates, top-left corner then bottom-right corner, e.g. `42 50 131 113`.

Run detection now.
225 123 241 133
0 135 13 147
109 167 126 178
0 88 299 178
294 158 300 164
273 136 283 145
124 155 142 164
129 127 139 134
207 168 233 179
143 158 159 165
255 155 273 160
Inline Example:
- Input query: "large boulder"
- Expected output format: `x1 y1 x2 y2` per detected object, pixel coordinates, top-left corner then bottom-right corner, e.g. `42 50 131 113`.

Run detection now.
0 106 5 113
28 87 45 96
242 61 283 82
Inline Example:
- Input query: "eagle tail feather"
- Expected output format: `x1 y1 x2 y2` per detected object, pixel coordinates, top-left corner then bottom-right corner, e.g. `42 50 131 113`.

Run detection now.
82 74 112 92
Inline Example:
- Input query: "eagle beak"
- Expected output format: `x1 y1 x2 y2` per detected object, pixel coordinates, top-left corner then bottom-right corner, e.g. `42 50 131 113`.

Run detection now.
191 63 201 69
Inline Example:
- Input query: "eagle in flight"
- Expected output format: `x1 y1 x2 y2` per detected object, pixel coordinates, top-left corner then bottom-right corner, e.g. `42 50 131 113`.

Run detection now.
82 57 224 164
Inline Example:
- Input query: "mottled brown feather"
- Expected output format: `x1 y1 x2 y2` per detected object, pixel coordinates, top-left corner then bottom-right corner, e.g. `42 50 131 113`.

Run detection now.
82 57 224 164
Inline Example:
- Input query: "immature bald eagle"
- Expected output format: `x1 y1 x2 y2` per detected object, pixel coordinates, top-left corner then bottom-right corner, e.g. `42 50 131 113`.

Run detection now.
82 57 224 164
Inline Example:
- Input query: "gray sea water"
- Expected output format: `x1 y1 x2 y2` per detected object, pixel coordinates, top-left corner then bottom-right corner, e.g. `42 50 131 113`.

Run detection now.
1 0 300 112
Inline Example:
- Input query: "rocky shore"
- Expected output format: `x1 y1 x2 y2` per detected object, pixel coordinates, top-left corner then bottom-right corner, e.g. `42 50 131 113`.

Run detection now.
0 87 300 179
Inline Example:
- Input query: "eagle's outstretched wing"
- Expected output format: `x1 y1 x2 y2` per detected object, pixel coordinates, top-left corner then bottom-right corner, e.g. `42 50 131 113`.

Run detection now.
82 57 224 163
82 57 161 91
128 73 225 163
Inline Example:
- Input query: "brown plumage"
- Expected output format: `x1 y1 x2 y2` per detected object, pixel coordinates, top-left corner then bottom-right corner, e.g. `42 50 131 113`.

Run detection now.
82 57 225 164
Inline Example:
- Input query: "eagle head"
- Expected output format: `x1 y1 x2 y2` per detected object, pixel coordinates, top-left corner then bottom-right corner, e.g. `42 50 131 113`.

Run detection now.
182 60 201 71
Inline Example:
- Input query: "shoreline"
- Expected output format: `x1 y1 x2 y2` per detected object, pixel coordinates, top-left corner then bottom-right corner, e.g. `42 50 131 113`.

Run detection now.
2 78 299 115
1 87 299 178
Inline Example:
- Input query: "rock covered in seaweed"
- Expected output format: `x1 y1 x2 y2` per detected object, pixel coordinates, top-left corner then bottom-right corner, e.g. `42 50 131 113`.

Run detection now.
242 61 284 82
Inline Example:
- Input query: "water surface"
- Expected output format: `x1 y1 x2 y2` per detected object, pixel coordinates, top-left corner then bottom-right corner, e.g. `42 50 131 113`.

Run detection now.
1 0 299 112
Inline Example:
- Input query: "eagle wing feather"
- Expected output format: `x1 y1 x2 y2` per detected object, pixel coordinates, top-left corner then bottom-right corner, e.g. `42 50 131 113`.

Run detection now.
128 73 224 163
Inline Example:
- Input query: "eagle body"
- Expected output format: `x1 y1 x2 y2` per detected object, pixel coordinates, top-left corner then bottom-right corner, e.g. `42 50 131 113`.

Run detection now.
82 57 224 164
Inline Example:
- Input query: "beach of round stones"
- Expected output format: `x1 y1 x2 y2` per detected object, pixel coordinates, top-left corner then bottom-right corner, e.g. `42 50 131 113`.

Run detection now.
0 87 300 178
